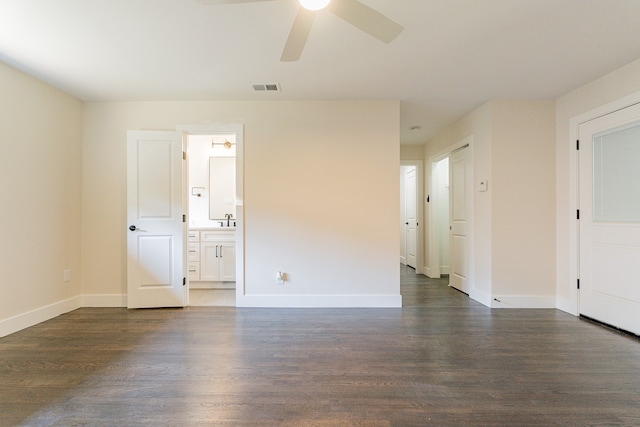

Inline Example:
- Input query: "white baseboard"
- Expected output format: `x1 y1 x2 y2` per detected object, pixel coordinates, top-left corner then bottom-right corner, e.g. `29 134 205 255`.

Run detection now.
0 296 81 338
491 295 557 309
81 294 127 307
236 294 402 308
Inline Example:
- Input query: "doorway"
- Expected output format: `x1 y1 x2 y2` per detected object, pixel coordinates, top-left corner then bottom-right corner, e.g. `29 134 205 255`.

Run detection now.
400 161 424 274
179 124 244 308
185 133 237 306
428 137 473 295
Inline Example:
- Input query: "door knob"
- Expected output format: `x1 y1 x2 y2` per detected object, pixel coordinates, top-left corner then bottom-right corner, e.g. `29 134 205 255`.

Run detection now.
129 225 137 231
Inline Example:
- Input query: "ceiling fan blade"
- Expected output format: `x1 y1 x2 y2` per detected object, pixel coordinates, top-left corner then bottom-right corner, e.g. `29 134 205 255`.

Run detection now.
280 7 315 62
327 0 403 43
196 0 276 5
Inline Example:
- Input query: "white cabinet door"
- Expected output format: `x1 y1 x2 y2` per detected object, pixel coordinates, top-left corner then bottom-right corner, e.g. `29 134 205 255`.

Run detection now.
200 242 222 281
219 242 236 282
200 240 236 282
126 130 185 308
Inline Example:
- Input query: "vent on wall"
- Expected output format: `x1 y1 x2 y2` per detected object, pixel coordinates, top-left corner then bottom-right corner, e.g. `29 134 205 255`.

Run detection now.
252 83 281 92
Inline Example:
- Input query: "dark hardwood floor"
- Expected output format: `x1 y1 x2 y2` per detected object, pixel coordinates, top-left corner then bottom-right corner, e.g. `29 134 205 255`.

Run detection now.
1 265 640 426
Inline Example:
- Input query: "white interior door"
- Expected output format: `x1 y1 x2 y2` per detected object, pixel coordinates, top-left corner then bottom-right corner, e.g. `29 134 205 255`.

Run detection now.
127 130 185 308
400 167 407 265
405 166 417 268
579 103 640 335
449 146 470 294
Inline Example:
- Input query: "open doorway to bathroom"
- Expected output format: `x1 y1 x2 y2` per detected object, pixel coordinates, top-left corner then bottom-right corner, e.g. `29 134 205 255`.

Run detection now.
186 133 237 307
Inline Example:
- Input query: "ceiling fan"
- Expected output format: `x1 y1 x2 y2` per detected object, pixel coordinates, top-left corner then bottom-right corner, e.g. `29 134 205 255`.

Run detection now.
197 0 404 61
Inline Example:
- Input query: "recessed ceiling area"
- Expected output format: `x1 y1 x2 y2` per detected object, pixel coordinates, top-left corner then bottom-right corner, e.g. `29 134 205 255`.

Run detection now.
1 0 640 145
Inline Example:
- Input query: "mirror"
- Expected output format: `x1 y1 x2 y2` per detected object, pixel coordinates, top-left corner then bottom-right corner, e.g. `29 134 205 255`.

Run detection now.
209 157 236 220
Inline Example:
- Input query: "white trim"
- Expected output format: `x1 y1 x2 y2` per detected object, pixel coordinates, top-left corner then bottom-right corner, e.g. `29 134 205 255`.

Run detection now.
236 294 402 308
0 296 81 338
81 294 127 307
564 91 640 316
491 295 556 309
400 160 424 274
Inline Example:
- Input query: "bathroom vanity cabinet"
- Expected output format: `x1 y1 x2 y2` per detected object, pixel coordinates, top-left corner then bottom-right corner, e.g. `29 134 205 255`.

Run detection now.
187 229 236 285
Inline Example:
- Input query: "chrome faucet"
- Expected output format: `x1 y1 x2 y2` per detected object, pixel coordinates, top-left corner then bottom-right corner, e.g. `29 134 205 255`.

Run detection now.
225 213 233 227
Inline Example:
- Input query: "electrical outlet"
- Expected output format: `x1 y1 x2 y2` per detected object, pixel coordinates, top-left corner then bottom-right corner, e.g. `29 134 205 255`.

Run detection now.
276 271 286 285
63 269 71 282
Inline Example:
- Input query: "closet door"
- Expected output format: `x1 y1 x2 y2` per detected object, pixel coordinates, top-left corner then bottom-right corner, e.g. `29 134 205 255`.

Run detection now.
449 146 470 294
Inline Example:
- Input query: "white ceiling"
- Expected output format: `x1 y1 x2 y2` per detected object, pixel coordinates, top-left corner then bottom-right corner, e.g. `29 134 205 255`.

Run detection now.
2 0 640 145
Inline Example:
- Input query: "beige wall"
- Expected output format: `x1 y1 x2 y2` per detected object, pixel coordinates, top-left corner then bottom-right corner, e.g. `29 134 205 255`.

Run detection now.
423 100 556 307
556 57 640 314
400 144 424 160
491 100 556 302
82 100 401 306
0 62 83 336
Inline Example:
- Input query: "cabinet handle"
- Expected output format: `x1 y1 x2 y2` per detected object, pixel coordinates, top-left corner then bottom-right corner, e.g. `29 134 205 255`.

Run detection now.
216 245 219 258
220 245 223 258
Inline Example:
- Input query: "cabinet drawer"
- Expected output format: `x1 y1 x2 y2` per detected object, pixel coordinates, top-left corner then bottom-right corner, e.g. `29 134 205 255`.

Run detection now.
187 262 200 281
201 230 235 241
187 243 200 262
187 230 200 242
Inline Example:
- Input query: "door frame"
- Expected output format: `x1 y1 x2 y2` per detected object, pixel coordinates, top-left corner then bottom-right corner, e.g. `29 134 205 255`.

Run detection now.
400 160 424 275
566 91 640 315
427 136 474 284
177 124 244 306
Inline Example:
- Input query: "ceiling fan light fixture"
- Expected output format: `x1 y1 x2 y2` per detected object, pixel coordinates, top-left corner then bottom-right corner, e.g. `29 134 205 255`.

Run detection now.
299 0 330 11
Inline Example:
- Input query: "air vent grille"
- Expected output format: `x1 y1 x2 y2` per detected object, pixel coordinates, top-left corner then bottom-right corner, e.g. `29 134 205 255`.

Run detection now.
252 83 280 92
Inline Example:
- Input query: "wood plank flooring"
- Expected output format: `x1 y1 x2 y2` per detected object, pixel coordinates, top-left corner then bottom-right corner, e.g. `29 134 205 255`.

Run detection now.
1 265 640 426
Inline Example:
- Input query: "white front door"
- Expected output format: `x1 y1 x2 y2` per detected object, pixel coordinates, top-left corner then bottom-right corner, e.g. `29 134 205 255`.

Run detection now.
127 130 185 308
449 146 470 294
579 103 640 335
405 166 417 268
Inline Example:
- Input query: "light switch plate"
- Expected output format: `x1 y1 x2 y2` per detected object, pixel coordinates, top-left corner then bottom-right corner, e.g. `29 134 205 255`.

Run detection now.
478 179 488 192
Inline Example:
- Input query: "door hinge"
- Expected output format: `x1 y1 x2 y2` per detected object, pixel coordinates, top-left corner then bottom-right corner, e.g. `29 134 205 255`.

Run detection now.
183 277 186 286
577 278 580 290
183 151 186 160
577 209 580 220
183 214 186 223
576 139 580 150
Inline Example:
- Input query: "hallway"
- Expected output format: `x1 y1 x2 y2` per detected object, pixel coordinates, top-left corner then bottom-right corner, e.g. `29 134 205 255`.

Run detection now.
1 268 639 425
